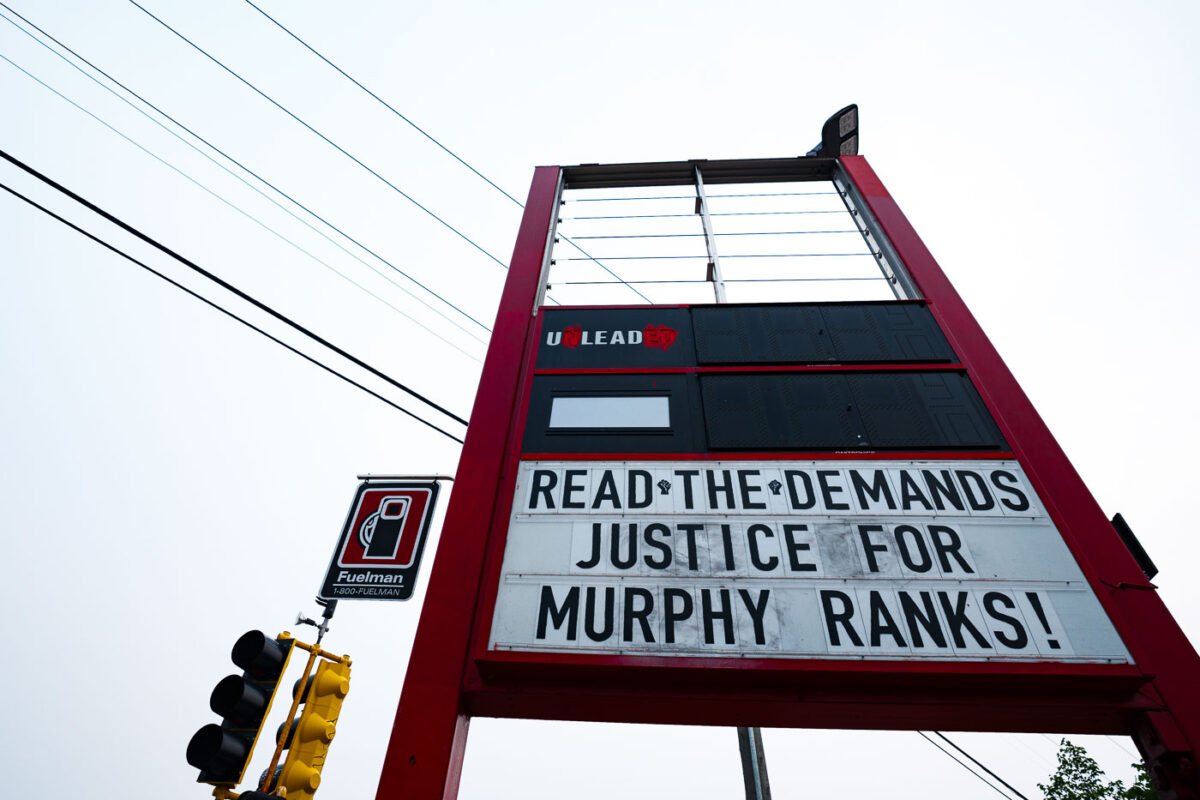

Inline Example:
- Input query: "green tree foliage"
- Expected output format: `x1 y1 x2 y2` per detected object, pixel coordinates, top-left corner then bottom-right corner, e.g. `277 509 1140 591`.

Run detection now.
1038 739 1158 800
1123 761 1158 800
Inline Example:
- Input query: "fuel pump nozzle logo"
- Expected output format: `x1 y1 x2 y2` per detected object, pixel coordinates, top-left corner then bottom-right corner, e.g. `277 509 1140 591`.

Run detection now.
357 496 411 559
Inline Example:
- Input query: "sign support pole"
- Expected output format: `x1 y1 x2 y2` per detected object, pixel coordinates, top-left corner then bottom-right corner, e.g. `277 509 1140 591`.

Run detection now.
697 164 772 798
738 726 772 800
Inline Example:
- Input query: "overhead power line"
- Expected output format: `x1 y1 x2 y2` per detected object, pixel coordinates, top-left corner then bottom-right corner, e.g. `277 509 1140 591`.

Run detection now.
0 179 464 444
0 45 484 362
917 732 1016 800
127 0 512 272
240 0 524 208
932 732 1031 800
0 147 469 427
234 0 650 304
0 0 493 333
1105 735 1138 759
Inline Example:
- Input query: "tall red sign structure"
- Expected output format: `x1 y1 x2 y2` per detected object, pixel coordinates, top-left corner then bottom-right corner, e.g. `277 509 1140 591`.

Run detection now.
375 153 1200 799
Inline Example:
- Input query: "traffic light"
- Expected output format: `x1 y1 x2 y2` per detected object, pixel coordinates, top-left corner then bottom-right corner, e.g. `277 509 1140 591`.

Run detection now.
269 657 351 799
186 630 295 785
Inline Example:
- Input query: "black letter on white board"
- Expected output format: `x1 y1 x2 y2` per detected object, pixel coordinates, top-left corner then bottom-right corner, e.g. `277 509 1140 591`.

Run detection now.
623 587 655 643
990 470 1031 511
738 589 770 645
983 592 1028 649
701 588 735 645
537 586 579 640
584 586 615 642
898 591 947 649
663 588 693 644
820 590 863 647
938 592 991 649
576 524 602 569
529 470 557 509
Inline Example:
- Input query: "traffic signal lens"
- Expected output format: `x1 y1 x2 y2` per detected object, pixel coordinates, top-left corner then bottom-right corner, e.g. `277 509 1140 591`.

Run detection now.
292 669 348 702
279 761 322 795
277 718 296 750
210 675 268 723
300 713 335 745
231 630 287 678
313 668 349 700
186 724 249 773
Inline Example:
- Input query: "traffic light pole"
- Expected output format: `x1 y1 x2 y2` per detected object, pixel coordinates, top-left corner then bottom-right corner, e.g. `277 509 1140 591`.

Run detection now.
259 646 319 792
257 638 347 793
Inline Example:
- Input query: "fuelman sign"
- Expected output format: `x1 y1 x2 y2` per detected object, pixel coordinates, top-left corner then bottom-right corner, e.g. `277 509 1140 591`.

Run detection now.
488 460 1130 662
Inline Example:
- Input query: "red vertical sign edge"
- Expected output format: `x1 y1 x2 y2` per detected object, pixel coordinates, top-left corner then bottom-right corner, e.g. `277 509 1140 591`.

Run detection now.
374 166 560 800
839 156 1200 790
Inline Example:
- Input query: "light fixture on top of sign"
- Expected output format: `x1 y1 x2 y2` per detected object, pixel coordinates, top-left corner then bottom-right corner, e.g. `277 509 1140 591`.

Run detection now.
806 104 859 157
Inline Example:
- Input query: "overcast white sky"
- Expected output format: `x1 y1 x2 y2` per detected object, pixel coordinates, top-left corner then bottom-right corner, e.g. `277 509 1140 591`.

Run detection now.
3 1 1198 798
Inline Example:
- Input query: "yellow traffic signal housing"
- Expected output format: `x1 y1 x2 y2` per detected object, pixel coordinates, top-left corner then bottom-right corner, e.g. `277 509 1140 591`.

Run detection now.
273 657 351 799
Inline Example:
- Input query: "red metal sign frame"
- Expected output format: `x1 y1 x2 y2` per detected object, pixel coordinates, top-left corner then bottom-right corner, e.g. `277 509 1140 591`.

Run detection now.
375 159 1200 800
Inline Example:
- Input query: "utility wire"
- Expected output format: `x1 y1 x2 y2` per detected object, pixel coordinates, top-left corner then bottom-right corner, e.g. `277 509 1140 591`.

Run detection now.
917 732 1017 800
0 179 464 443
932 732 1031 800
127 0 511 272
1106 735 1138 759
233 0 649 304
0 10 485 349
0 47 484 362
241 0 524 208
0 1 493 333
0 147 469 426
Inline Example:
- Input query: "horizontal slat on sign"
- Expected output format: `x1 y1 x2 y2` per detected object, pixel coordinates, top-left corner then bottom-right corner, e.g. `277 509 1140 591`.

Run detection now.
489 579 1124 663
536 302 958 370
518 516 1077 581
513 461 1044 517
